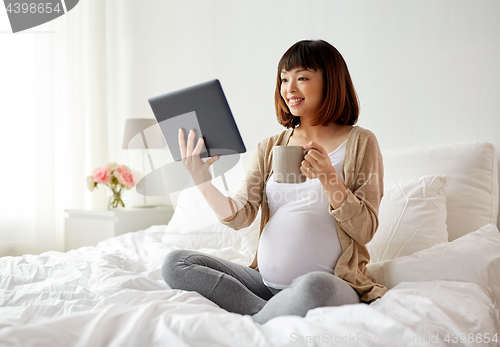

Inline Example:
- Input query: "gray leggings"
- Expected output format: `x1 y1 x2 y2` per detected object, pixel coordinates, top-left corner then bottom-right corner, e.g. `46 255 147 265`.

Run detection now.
161 249 361 324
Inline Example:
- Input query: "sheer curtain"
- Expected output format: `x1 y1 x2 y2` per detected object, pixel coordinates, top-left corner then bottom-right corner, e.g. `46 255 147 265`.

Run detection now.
0 0 109 256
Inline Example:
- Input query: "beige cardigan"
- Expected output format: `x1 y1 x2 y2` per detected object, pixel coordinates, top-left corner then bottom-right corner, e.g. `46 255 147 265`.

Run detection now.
220 125 388 303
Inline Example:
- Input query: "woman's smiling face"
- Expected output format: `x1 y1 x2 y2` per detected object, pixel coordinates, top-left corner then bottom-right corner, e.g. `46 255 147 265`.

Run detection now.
280 68 324 120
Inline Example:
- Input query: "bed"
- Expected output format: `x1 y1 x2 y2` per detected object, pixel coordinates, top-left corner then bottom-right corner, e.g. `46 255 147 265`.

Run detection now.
1 139 499 347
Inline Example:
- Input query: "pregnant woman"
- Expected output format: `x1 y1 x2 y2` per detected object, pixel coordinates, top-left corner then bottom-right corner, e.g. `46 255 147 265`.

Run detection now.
162 39 387 324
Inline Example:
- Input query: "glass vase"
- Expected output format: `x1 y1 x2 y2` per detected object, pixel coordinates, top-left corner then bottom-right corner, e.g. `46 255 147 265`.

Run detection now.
108 189 125 210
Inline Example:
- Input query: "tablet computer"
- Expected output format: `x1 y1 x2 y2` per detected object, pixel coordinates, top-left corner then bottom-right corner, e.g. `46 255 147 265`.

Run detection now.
148 79 246 162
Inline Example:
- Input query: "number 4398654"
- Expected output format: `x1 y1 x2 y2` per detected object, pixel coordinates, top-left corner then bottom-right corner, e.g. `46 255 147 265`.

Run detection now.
444 333 498 344
6 3 62 14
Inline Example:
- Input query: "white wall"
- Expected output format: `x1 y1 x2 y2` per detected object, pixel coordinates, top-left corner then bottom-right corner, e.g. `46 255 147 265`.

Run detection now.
108 0 499 150
105 0 500 213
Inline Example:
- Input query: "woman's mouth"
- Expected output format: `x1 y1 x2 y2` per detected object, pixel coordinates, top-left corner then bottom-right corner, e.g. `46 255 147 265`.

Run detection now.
288 98 304 107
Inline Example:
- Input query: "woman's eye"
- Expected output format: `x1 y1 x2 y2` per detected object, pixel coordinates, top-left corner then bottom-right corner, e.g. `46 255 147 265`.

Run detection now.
298 77 307 81
281 78 288 83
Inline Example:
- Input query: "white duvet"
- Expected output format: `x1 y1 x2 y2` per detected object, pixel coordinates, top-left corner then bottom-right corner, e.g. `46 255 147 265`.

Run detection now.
1 224 500 347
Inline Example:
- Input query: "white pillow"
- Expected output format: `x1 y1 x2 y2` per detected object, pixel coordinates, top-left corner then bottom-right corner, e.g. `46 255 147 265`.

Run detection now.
382 141 498 241
162 184 260 254
367 174 450 263
162 152 260 255
367 224 500 307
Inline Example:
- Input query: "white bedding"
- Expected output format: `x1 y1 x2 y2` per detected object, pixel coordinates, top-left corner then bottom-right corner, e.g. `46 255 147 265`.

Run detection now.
1 224 499 347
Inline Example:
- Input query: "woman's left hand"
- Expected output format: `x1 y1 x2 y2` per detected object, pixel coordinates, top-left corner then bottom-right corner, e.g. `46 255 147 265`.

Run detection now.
300 141 336 181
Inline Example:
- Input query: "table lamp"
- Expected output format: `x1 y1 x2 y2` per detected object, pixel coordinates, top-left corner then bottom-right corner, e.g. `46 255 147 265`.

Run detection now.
122 118 166 207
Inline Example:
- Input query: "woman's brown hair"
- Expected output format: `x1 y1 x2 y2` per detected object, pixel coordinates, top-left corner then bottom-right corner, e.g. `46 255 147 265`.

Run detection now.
275 40 359 128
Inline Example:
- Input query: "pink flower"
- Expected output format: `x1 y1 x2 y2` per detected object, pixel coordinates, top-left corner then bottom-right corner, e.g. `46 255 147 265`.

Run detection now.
113 165 131 178
93 167 111 184
118 171 135 188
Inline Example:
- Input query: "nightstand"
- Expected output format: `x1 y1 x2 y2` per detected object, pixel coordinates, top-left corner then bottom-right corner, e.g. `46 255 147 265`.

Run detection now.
64 206 174 251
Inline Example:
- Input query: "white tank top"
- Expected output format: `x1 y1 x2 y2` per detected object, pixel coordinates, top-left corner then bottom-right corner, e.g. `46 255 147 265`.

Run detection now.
257 140 347 289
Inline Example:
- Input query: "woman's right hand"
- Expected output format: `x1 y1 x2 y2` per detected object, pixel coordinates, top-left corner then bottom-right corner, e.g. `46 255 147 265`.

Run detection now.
179 128 219 186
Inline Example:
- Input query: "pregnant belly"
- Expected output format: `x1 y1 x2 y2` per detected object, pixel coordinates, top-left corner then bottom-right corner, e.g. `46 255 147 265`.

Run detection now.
257 210 341 288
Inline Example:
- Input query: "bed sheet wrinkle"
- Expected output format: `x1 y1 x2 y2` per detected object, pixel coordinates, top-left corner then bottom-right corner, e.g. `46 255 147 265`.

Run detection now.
0 257 48 283
261 314 401 347
149 318 194 347
5 287 97 305
165 312 268 347
0 276 16 290
372 281 500 345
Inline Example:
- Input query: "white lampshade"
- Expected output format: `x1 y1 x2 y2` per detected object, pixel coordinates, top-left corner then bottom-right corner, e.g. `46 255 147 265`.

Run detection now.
122 118 166 150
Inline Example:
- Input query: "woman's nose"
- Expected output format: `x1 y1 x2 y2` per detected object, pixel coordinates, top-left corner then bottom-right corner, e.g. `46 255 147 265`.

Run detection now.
287 80 297 93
